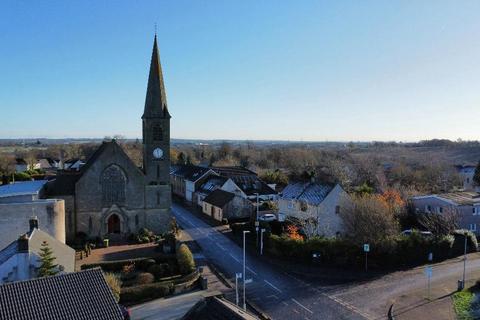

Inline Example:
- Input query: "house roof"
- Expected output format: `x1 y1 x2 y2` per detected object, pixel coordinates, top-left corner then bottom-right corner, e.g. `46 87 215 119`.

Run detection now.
181 296 257 320
230 175 276 196
198 176 228 194
172 165 213 182
210 166 257 178
414 192 480 206
281 182 334 206
0 180 48 198
45 171 82 196
203 189 235 208
0 268 124 320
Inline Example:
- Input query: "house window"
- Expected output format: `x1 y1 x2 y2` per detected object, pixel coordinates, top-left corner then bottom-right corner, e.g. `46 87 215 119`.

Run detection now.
426 205 432 213
438 207 443 214
470 224 477 232
287 201 294 209
101 165 126 206
211 206 214 216
335 206 340 214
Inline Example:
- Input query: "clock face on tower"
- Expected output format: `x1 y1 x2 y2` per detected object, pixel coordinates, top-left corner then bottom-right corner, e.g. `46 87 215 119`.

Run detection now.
153 148 164 159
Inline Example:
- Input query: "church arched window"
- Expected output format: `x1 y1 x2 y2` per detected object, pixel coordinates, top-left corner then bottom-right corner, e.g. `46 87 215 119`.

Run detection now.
152 124 163 141
101 165 127 206
135 214 139 227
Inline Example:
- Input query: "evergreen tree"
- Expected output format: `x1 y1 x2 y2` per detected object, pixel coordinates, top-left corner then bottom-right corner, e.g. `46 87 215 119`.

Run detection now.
37 241 58 277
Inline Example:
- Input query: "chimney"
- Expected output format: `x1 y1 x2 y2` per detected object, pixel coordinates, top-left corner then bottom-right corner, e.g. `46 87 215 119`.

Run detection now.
18 234 29 252
29 217 39 232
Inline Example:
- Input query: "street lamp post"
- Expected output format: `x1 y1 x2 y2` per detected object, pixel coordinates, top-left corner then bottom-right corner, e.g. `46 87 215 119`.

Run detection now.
243 230 250 311
254 193 259 249
462 231 468 288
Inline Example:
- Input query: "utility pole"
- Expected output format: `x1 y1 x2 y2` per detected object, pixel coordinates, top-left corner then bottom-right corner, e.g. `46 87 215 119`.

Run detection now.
243 230 250 311
255 193 259 249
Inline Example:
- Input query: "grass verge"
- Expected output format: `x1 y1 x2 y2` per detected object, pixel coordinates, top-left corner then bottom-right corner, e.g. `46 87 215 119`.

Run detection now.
453 289 475 320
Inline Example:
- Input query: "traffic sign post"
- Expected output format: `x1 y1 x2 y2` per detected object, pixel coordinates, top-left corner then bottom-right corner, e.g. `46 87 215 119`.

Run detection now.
363 244 370 272
235 273 242 306
425 266 432 299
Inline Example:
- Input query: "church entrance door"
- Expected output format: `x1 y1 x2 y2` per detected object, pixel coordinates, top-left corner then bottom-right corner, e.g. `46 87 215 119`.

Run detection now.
107 214 121 234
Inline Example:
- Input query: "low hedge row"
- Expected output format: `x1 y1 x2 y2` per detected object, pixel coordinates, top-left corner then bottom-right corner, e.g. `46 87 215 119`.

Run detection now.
119 271 200 305
81 255 177 272
266 230 478 269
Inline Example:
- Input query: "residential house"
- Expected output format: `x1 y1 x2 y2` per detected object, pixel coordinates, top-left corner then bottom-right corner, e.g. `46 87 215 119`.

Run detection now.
193 175 229 207
455 164 477 191
170 165 217 202
0 268 124 320
15 158 28 173
0 218 75 284
64 158 85 171
0 180 66 248
278 182 348 237
202 189 252 222
411 191 480 234
34 158 60 170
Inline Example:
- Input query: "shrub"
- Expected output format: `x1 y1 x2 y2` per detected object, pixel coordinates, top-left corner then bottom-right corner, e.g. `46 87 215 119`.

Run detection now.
147 263 171 280
13 172 31 181
137 258 156 271
452 230 478 254
104 273 122 303
177 244 195 275
136 272 155 285
120 281 173 305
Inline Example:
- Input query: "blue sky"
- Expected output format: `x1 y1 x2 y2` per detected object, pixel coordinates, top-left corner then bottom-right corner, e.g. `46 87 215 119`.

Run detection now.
1 1 479 141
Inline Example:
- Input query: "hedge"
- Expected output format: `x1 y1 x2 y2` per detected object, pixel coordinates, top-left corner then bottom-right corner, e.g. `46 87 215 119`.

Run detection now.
265 229 478 269
176 244 195 275
81 255 176 272
120 281 173 305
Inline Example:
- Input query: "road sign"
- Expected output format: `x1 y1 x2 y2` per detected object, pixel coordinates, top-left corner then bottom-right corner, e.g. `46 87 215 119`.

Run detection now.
236 273 242 279
363 244 370 252
245 279 253 284
428 252 433 262
425 266 432 278
255 221 260 227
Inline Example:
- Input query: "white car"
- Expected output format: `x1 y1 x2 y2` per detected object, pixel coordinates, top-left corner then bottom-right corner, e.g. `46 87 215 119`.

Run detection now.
259 214 277 222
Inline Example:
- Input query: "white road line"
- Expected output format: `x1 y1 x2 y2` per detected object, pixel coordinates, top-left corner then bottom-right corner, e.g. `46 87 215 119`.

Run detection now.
229 253 241 263
264 280 282 293
216 243 226 251
291 298 314 315
246 266 258 276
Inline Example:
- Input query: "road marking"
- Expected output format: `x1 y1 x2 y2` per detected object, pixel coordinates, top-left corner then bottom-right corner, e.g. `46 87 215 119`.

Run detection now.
264 280 282 293
292 309 300 314
229 253 240 263
266 294 279 299
246 266 258 276
282 301 289 306
322 293 372 319
291 298 314 314
216 243 226 251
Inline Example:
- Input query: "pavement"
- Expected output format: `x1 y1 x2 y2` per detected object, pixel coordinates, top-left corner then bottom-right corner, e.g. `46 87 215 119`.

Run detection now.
172 203 366 320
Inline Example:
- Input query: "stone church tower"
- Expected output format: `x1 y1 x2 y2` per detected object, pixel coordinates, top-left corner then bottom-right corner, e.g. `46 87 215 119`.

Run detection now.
142 35 172 232
48 35 172 240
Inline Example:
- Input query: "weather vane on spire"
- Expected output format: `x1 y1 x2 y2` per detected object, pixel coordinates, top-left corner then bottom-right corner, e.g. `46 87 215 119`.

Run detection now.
154 23 157 36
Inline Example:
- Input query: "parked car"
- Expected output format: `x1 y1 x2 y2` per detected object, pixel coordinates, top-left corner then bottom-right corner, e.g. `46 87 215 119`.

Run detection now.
401 229 433 237
259 213 276 222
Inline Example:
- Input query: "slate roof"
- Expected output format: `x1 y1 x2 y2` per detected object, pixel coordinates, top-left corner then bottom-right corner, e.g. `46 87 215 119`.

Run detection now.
230 176 276 196
210 166 257 178
414 192 480 206
181 296 257 320
197 176 228 194
281 182 334 206
172 165 212 182
0 268 123 320
0 180 48 198
203 189 235 208
45 171 82 196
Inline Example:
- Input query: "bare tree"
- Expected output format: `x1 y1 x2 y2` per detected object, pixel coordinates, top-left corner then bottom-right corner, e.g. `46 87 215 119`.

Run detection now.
417 207 459 236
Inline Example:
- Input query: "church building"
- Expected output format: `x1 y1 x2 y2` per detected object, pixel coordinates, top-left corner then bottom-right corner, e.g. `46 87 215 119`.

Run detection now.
46 35 172 241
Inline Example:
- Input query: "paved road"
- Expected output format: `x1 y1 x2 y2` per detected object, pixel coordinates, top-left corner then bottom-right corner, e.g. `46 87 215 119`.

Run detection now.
172 203 366 320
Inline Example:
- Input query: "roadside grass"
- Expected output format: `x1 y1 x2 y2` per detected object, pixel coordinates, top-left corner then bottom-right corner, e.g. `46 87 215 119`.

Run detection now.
453 289 477 320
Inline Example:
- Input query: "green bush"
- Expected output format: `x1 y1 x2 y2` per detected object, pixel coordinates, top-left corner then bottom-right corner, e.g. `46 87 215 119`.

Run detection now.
452 230 478 255
147 263 171 280
14 172 31 181
176 244 195 275
136 272 155 285
120 281 173 305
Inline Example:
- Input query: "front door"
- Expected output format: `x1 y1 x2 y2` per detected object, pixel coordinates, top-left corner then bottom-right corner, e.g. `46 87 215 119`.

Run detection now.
107 214 121 234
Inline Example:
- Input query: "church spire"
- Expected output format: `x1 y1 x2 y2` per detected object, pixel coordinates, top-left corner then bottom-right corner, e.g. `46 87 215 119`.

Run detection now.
143 34 170 118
